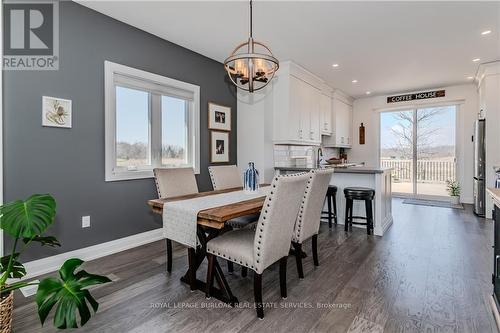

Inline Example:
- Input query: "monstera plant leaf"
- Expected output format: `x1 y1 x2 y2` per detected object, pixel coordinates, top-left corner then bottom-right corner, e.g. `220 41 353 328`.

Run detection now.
23 235 61 247
36 258 111 329
0 253 26 279
0 194 56 238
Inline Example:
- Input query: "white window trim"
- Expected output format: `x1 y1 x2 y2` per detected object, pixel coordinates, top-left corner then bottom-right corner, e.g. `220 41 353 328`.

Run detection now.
105 61 200 182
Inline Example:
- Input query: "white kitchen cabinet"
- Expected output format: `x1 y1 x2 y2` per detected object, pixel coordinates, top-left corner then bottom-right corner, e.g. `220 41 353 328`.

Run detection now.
306 81 321 142
320 93 332 135
273 66 322 145
237 61 354 183
322 95 353 148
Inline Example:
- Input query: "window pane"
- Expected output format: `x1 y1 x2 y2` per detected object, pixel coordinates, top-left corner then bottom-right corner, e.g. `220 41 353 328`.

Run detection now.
115 86 150 168
380 110 414 195
162 96 188 166
416 106 456 197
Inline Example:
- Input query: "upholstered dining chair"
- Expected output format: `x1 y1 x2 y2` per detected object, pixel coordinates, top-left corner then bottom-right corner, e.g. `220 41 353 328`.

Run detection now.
291 169 334 279
208 165 259 228
153 167 199 273
208 165 242 191
208 165 261 276
205 173 310 319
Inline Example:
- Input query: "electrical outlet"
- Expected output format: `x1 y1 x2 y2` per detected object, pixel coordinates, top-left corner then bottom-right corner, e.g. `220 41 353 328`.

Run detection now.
82 216 91 228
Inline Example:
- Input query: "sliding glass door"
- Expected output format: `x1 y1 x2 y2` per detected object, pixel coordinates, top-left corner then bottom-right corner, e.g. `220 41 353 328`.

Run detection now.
380 105 457 199
380 110 414 195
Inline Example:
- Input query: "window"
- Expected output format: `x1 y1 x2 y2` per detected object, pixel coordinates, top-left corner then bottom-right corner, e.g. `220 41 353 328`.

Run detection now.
105 61 200 181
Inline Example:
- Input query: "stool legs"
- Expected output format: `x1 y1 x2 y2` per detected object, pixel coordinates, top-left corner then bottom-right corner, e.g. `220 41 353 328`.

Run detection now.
332 194 338 224
344 198 352 231
344 197 374 234
365 199 374 235
327 195 333 228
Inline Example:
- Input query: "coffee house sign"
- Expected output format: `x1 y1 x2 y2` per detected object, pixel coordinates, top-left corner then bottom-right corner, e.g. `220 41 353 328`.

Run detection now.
387 90 445 103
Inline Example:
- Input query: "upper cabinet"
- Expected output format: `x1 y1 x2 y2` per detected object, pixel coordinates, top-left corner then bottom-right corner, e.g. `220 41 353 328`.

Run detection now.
320 91 333 136
273 62 323 145
322 92 354 148
237 61 353 149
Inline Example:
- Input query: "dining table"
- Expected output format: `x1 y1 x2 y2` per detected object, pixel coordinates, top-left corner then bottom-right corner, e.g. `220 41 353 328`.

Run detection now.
147 185 270 305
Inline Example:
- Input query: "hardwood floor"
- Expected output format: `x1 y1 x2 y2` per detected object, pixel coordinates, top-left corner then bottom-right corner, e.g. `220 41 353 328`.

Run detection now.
11 199 497 332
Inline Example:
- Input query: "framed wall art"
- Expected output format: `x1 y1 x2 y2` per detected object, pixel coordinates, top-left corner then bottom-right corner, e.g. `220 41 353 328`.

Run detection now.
208 102 231 131
42 96 72 128
210 131 229 163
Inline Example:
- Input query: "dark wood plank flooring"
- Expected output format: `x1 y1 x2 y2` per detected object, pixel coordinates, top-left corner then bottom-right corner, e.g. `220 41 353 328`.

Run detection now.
11 199 497 332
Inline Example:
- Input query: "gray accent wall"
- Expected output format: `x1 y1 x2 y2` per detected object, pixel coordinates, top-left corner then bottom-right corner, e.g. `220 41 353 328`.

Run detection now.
3 2 237 261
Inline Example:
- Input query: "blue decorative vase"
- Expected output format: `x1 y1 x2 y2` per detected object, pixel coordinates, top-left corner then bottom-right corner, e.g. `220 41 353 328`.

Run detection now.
244 162 259 192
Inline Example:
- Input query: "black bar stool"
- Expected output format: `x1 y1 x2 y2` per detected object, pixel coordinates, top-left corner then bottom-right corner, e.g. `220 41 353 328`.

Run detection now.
343 187 375 235
321 185 338 228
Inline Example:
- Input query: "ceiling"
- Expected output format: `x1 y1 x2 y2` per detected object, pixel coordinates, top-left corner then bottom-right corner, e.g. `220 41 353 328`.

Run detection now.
78 1 500 98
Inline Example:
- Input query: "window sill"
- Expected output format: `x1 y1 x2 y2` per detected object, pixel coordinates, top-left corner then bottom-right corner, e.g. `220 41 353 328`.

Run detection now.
105 166 200 182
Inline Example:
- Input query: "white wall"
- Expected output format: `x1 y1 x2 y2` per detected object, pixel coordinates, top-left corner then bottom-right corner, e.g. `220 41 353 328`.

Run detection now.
237 87 276 183
349 84 479 203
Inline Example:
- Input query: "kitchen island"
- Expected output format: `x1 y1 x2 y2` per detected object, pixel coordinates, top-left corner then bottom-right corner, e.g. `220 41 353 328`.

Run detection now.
275 165 393 236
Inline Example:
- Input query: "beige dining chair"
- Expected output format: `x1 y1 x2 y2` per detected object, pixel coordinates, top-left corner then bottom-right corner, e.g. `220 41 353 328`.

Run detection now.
205 173 309 319
153 167 199 273
291 169 334 279
208 165 242 191
208 165 260 277
208 165 258 228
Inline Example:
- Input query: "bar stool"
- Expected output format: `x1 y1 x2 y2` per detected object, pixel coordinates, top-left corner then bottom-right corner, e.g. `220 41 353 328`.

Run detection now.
321 185 338 228
343 187 375 235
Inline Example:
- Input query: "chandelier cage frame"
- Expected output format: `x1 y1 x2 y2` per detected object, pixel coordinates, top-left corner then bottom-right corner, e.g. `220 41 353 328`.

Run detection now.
223 0 279 93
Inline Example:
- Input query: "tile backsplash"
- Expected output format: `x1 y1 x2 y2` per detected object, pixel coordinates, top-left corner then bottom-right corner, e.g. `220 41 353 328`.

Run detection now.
273 145 340 167
274 145 314 167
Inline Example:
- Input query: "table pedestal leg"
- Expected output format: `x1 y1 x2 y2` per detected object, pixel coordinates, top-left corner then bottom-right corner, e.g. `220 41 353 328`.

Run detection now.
180 226 238 305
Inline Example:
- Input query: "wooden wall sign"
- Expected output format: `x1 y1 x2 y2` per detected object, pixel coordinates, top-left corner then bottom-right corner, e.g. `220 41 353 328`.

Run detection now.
387 90 445 103
359 123 365 145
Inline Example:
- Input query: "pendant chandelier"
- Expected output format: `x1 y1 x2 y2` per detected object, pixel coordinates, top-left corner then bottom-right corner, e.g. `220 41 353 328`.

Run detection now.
224 0 279 93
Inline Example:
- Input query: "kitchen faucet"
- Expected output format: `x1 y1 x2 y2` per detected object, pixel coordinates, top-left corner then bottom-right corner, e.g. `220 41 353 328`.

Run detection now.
317 147 323 167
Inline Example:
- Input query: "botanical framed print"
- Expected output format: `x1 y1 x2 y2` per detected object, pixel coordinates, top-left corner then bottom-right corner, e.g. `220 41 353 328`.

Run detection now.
208 102 231 131
210 131 229 163
42 96 72 128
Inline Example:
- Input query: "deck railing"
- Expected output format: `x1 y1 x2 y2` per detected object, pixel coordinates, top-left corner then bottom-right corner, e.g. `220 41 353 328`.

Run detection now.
380 159 456 183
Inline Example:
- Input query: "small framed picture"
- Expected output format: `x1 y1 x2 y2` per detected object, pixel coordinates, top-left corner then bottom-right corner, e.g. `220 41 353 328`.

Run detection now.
210 131 229 163
208 102 231 131
42 96 72 128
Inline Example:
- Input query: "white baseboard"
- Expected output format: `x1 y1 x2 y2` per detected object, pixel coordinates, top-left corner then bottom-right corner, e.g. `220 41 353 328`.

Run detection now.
22 228 163 280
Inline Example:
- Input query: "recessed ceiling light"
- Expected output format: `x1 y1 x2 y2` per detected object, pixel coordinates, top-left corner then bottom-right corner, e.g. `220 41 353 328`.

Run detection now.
472 58 481 62
352 79 358 83
332 63 339 68
467 76 474 80
481 30 492 35
366 91 371 95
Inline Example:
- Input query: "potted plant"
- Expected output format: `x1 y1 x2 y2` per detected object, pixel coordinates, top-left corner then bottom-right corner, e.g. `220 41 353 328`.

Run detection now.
446 179 461 205
0 194 111 332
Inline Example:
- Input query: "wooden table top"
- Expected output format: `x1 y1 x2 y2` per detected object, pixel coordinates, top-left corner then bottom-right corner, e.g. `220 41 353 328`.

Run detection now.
147 185 269 229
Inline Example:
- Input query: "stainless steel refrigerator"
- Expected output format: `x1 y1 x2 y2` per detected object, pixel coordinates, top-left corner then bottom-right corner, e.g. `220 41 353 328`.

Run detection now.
473 119 485 216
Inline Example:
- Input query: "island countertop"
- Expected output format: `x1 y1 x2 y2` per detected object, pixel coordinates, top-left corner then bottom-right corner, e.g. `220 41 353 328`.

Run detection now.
487 188 500 207
274 165 393 174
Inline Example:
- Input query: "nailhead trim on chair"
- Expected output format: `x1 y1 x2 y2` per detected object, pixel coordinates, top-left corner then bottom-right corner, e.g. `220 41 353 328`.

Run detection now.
253 175 283 272
207 173 308 274
293 170 315 241
153 169 163 198
208 167 217 190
